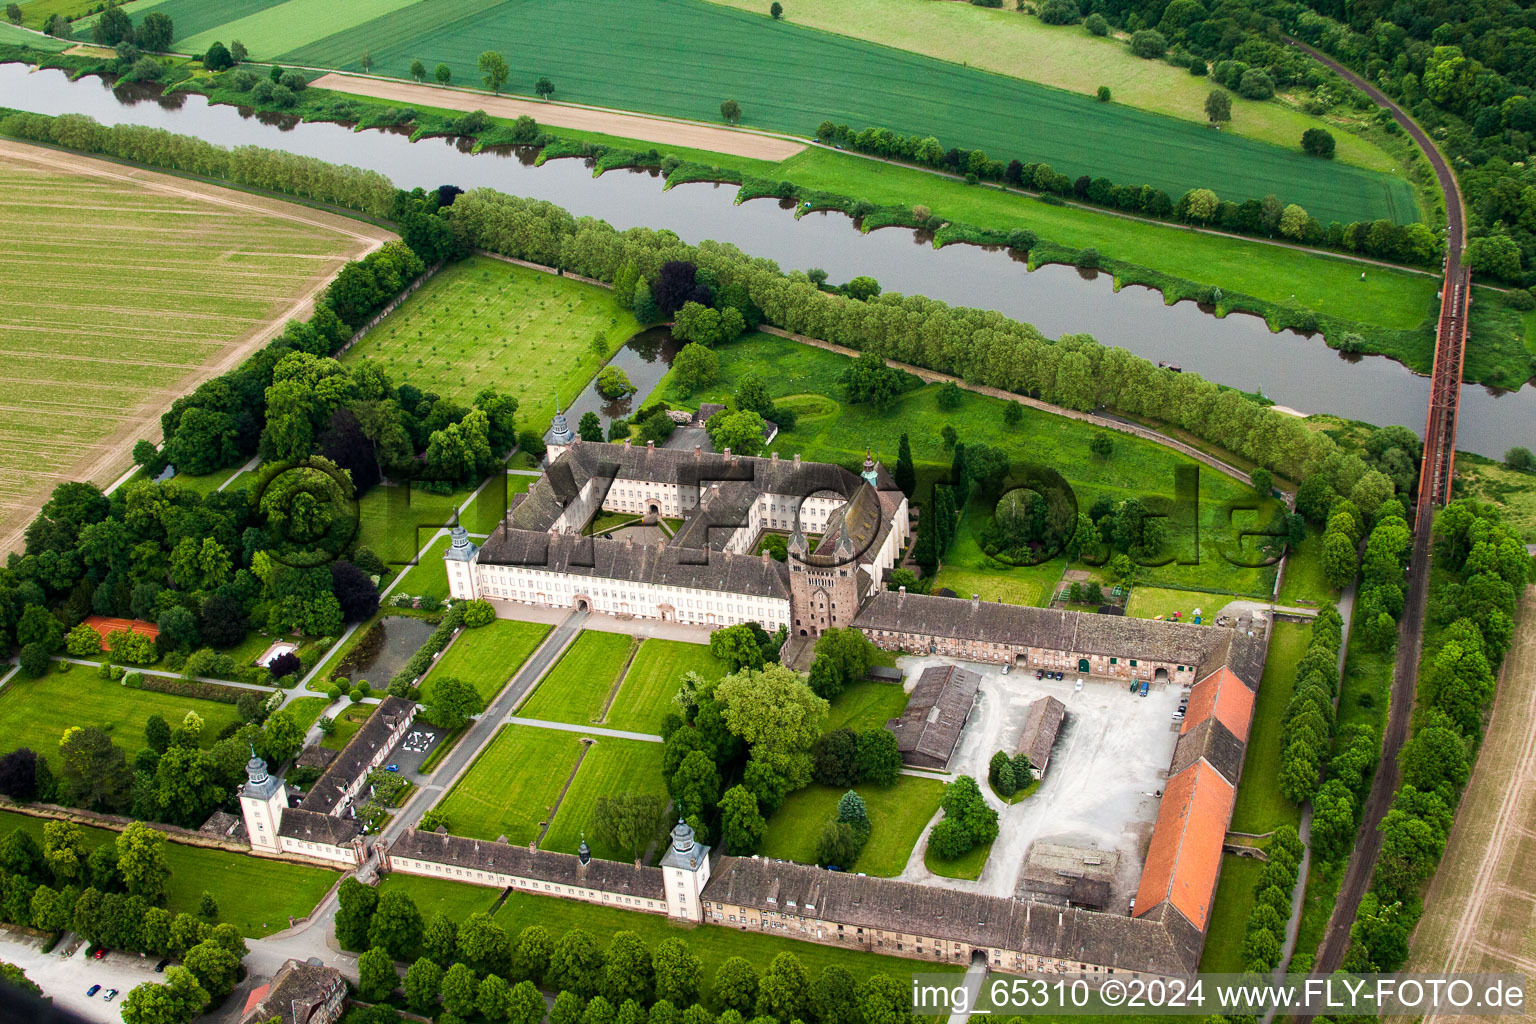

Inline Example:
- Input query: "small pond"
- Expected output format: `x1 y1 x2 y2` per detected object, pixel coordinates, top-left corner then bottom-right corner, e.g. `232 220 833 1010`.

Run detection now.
332 615 437 688
558 326 682 435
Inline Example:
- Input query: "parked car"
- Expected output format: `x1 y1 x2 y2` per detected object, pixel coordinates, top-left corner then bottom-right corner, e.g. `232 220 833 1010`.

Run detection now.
104 989 118 1002
1172 711 1185 721
385 764 400 773
1074 678 1084 692
1053 671 1063 680
154 958 171 973
91 948 106 961
85 986 100 998
1129 681 1139 693
1036 670 1045 680
1139 682 1150 697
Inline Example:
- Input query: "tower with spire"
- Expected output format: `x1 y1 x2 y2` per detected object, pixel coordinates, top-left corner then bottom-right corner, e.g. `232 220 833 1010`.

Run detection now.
239 748 288 852
660 818 711 921
547 392 575 454
861 449 880 488
444 511 481 601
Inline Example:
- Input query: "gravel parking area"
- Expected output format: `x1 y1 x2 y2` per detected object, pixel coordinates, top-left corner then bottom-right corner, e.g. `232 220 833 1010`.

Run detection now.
0 929 165 1023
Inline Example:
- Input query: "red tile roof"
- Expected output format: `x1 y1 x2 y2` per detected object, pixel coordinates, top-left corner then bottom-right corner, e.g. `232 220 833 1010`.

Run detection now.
1181 666 1254 742
81 616 160 651
1132 759 1235 931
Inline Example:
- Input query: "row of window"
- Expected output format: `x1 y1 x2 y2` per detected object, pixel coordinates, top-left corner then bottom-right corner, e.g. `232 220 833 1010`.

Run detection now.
396 861 661 909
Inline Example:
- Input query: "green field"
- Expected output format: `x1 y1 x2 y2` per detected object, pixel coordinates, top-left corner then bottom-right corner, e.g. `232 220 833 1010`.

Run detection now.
541 737 669 860
434 724 586 842
704 0 1404 173
354 479 474 569
390 534 453 603
285 695 334 732
0 148 370 543
490 886 964 1000
321 701 376 750
422 618 552 704
760 776 942 876
517 631 637 725
664 333 1283 599
1199 853 1264 973
925 837 990 880
171 0 1415 223
1229 620 1305 834
1276 527 1338 608
822 680 910 733
463 471 536 535
0 809 337 937
604 639 725 735
0 665 243 766
1123 586 1217 623
375 870 501 921
0 18 72 46
342 255 643 432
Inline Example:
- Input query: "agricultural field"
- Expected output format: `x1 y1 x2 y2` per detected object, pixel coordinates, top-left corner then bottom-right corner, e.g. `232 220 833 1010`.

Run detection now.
422 618 552 704
663 333 1283 599
0 809 337 936
703 0 1404 173
167 0 1412 223
1228 619 1305 834
517 630 637 725
603 638 726 735
0 142 390 552
341 255 644 432
822 680 910 733
433 723 586 842
0 665 243 768
759 776 942 876
541 736 669 860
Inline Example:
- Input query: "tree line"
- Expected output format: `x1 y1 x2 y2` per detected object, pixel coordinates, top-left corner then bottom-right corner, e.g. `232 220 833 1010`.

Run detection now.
331 879 916 1024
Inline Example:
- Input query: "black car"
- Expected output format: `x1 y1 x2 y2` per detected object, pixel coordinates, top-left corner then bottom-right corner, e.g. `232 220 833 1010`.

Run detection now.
155 958 171 973
1036 670 1044 680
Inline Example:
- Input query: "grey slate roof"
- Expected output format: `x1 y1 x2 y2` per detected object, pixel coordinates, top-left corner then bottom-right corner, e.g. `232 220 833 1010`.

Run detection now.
389 827 665 900
240 958 344 1024
1169 716 1246 786
707 857 1201 975
277 806 362 847
299 696 415 815
1224 630 1268 690
887 664 980 768
1016 695 1067 770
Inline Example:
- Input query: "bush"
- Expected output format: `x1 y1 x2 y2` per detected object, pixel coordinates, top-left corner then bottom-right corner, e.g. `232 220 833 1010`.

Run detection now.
269 84 297 109
231 70 257 91
279 70 307 92
1096 85 1111 102
1301 127 1336 158
1238 67 1275 100
1084 12 1108 34
140 676 249 704
1129 29 1166 58
18 643 49 678
1037 0 1080 24
252 80 274 103
66 623 103 657
326 685 342 700
462 600 496 627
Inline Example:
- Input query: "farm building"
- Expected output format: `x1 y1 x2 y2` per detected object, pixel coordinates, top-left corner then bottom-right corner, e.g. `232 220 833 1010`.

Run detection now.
1016 694 1067 776
886 664 981 769
1018 842 1119 911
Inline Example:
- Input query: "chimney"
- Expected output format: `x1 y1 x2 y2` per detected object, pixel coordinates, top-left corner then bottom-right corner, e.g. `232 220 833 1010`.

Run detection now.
898 585 906 607
635 857 642 869
647 440 654 450
762 550 771 565
972 593 980 611
794 453 801 464
723 447 731 458
771 452 779 462
528 839 537 853
694 444 702 459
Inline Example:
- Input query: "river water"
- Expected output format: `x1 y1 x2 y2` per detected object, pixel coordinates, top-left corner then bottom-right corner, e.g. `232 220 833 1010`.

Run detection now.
3 64 1532 458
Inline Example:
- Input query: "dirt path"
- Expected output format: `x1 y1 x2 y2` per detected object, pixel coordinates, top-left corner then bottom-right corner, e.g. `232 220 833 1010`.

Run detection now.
307 73 806 162
0 140 396 553
1403 585 1536 1023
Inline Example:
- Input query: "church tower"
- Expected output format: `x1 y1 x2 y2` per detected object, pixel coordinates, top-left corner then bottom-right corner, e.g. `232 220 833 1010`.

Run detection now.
239 749 287 853
547 393 575 458
660 819 711 921
444 512 480 601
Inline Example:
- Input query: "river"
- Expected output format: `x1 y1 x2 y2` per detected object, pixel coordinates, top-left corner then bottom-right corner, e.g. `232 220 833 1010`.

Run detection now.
3 64 1532 458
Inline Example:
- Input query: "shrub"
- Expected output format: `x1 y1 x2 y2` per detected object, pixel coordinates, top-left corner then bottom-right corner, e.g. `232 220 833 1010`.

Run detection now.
279 71 307 92
326 685 342 700
1084 12 1108 34
252 80 274 103
1129 29 1166 58
1096 85 1111 102
231 70 257 91
107 629 157 665
1238 68 1275 99
268 651 302 678
1037 0 1080 24
462 600 496 627
269 85 297 109
66 623 103 657
140 676 250 704
18 643 48 678
1301 127 1336 158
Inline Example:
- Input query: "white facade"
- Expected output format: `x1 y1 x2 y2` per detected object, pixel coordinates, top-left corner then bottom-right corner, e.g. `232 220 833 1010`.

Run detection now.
385 852 668 914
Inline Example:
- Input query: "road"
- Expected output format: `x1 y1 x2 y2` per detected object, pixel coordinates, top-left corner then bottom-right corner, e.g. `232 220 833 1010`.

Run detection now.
1287 38 1468 979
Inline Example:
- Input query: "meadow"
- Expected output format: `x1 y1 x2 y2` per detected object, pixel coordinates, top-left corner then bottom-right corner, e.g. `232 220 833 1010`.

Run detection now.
0 808 337 936
759 776 942 876
321 701 375 750
603 638 725 735
541 736 669 860
821 680 910 733
1228 619 1305 834
703 0 1403 173
433 723 586 842
422 618 551 703
341 255 643 432
1123 586 1217 622
0 665 243 767
663 333 1284 600
172 0 1412 223
1198 853 1264 973
517 630 637 725
0 145 383 549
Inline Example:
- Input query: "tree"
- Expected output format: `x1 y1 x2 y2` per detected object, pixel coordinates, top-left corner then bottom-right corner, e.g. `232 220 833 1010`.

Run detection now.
578 411 605 443
756 952 810 1022
1096 85 1111 102
405 957 444 1014
137 12 173 52
716 664 829 755
548 928 604 997
710 623 768 672
509 980 546 1024
988 750 1017 797
714 957 759 1015
1238 67 1275 99
435 62 452 85
0 749 39 801
894 434 915 496
58 727 130 810
669 750 722 820
593 792 667 862
358 946 397 1002
478 51 510 92
425 674 484 730
1505 446 1535 471
653 938 702 1006
458 912 512 976
4 5 20 24
719 785 767 853
116 823 169 902
1301 127 1336 158
18 643 47 678
706 409 766 457
1089 433 1113 460
442 963 480 1017
410 59 427 82
182 939 240 1000
369 888 424 958
535 77 554 99
770 1 783 16
671 343 720 396
335 877 378 950
855 729 901 785
1204 90 1231 125
601 931 653 1006
1129 29 1166 58
94 1 134 45
203 41 233 71
721 99 742 123
480 974 513 1021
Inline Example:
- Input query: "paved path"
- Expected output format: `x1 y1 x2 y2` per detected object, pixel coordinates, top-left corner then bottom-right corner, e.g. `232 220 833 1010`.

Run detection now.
505 716 661 743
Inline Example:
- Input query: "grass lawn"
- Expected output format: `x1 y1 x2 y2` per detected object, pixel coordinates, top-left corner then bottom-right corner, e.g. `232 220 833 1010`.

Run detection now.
760 776 942 876
262 0 1412 224
321 702 376 751
375 871 501 922
1229 620 1305 834
0 665 242 767
422 619 552 704
165 463 247 496
355 483 475 570
604 639 726 735
518 631 637 725
1123 585 1218 623
925 837 990 880
434 724 586 842
823 680 910 733
703 0 1402 173
341 255 642 431
1276 527 1338 608
664 333 1282 599
285 696 334 732
1458 456 1536 544
541 737 669 860
490 886 964 1001
391 534 452 604
1199 853 1264 973
0 808 337 937
463 472 535 535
